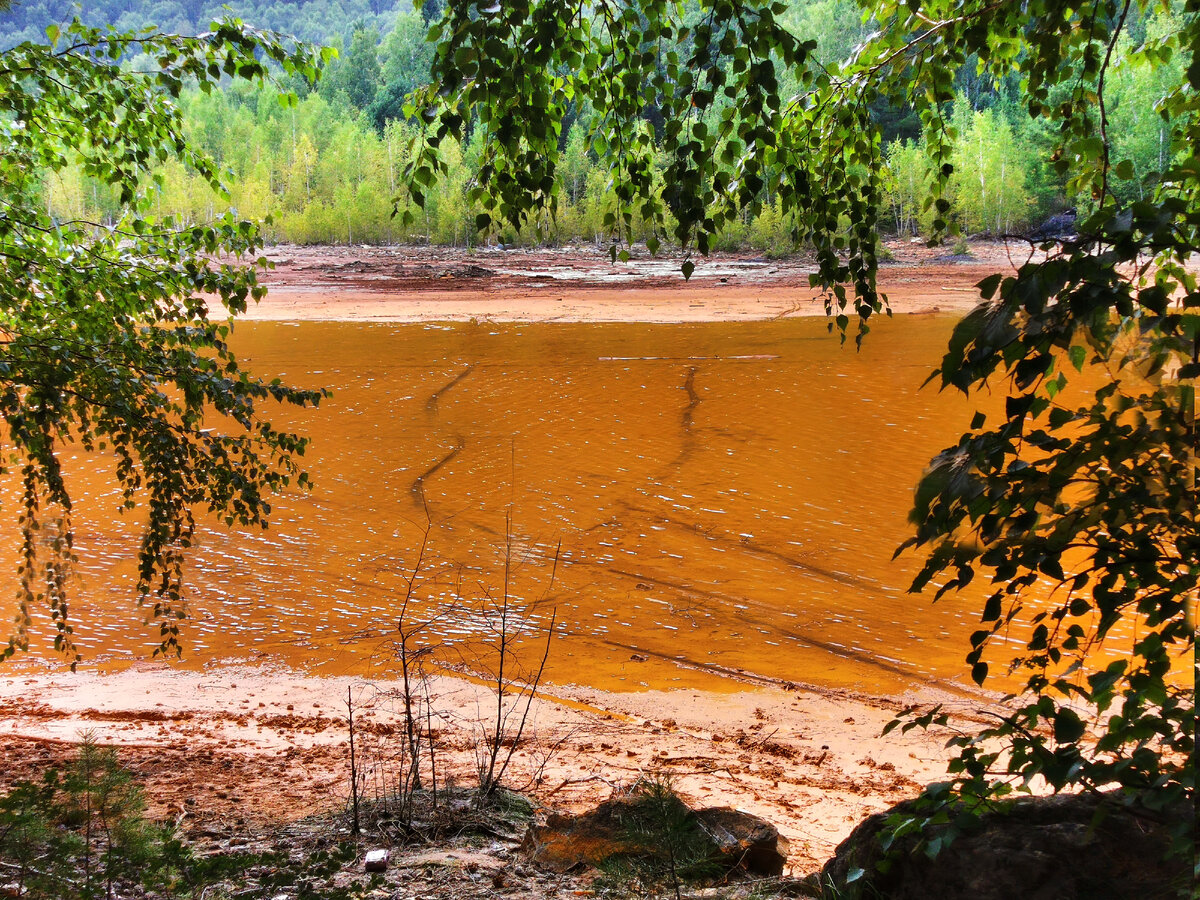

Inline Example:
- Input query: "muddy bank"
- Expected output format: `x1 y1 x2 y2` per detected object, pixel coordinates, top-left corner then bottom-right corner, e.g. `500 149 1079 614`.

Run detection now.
239 240 1030 323
0 664 1002 874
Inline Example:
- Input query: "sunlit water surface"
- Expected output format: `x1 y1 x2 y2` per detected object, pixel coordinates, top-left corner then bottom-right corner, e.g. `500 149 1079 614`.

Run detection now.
3 317 1043 694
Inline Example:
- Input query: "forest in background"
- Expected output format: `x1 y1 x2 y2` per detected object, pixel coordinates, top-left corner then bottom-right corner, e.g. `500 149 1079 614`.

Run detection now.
1 0 1187 249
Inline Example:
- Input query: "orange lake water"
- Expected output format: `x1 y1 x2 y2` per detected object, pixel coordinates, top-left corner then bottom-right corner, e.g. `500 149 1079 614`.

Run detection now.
2 315 1039 695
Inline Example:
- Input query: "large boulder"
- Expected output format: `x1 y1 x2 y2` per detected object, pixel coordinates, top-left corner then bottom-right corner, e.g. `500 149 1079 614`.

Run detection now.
1027 207 1078 242
522 800 647 873
695 806 789 877
820 791 1190 900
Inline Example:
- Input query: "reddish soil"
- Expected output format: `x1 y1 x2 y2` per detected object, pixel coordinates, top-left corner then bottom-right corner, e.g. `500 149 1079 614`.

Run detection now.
0 664 1006 875
238 239 1036 323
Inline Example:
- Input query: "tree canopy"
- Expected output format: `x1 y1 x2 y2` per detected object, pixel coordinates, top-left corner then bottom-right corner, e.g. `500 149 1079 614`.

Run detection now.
0 21 329 663
405 0 1197 852
6 2 1182 249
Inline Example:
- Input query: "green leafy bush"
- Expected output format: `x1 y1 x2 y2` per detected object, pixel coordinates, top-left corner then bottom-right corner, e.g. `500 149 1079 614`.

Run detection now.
0 737 185 899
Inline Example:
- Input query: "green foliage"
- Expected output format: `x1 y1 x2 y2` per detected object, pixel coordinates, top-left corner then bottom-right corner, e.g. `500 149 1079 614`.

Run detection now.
0 743 390 899
321 23 382 110
947 100 1034 235
1107 9 1189 203
373 3 438 128
779 0 873 69
0 20 328 662
0 0 403 47
881 139 928 236
5 1 1187 252
881 0 1197 837
8 2 1179 251
0 736 183 898
404 0 835 272
0 772 79 897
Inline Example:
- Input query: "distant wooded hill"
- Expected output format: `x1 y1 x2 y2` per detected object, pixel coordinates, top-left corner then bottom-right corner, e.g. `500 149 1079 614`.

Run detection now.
0 0 441 47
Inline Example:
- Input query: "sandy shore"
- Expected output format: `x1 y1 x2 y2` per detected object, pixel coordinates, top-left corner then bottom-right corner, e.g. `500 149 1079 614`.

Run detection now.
239 239 1029 323
0 663 1001 873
